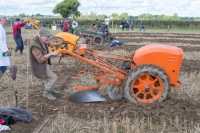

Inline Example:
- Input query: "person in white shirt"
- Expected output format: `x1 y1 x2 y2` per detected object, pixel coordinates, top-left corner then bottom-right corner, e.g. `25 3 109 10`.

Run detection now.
104 16 110 32
71 19 78 34
0 15 11 91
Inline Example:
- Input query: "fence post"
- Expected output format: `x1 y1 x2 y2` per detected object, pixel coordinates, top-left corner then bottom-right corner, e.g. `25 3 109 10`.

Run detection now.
168 25 169 32
115 25 117 34
10 18 13 28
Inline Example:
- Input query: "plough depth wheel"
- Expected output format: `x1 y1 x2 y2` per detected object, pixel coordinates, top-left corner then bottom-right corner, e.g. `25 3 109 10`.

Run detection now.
108 85 124 100
123 64 170 103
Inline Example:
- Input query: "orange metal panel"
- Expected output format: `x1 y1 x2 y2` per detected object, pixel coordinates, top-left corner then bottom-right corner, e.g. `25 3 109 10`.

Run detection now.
133 44 183 87
56 32 79 51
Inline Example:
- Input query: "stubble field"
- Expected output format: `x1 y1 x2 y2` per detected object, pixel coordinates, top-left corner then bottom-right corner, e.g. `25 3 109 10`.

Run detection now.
1 29 200 133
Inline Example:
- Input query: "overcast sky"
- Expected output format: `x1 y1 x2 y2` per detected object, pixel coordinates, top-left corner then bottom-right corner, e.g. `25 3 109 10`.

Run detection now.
0 0 199 17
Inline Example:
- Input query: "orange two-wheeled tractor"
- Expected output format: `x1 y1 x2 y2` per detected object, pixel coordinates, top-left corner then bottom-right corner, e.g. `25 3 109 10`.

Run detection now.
49 32 184 104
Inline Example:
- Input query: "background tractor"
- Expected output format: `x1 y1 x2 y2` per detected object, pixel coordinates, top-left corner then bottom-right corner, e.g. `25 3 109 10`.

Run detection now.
24 18 40 30
49 32 184 104
73 27 115 45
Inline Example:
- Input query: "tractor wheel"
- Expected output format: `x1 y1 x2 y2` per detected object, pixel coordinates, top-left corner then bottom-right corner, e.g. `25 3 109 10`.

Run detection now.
74 30 80 36
123 64 170 104
50 37 64 44
104 36 110 43
109 34 115 42
93 35 103 45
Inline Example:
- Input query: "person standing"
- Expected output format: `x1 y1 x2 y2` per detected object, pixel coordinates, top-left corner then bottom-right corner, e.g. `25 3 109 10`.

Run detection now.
59 20 63 31
131 21 134 31
28 28 60 100
140 20 145 31
104 16 110 32
121 18 125 31
0 15 11 91
96 19 102 32
12 18 27 55
71 19 78 34
41 20 46 28
125 19 130 31
63 17 70 32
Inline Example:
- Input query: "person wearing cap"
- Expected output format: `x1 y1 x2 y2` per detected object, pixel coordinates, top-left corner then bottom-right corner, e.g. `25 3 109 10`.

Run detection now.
28 28 59 100
12 18 27 55
63 17 70 32
0 15 11 91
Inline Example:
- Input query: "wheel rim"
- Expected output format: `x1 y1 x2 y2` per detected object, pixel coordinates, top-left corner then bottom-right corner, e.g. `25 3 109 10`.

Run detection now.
94 37 102 45
130 74 164 103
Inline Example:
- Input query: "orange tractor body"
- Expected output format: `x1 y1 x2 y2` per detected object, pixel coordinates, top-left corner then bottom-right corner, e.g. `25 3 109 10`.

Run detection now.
132 44 183 88
50 33 184 104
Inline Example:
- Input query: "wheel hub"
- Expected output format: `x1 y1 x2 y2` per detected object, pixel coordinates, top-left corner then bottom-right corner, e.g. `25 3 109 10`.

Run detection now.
131 74 164 103
144 84 150 92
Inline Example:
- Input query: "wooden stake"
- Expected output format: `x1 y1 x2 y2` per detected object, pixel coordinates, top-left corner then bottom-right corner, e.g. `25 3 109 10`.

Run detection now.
14 80 18 107
26 39 29 111
36 118 50 133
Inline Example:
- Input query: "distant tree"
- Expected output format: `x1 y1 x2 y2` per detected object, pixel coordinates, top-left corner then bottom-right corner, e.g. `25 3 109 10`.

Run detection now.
89 11 97 19
138 13 155 20
153 15 159 20
170 13 180 21
35 13 43 16
119 13 129 20
53 0 80 18
78 13 85 19
189 17 194 21
138 13 147 20
146 13 155 20
111 13 119 19
157 14 170 20
19 13 26 17
97 14 107 20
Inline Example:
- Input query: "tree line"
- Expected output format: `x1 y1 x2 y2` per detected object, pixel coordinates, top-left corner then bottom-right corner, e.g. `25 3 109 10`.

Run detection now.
9 0 200 21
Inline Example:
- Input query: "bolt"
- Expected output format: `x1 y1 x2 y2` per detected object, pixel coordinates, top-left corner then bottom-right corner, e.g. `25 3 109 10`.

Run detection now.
144 84 150 92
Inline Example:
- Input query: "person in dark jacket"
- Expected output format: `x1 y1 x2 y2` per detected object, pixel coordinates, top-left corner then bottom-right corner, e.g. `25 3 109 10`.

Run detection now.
140 20 145 31
121 18 125 31
125 19 130 31
41 20 46 27
28 28 59 100
59 20 63 31
12 18 27 55
131 21 134 31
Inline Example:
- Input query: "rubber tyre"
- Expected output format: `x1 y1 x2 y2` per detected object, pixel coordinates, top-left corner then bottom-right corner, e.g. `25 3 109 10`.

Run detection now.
123 64 170 104
104 36 110 43
93 35 103 45
50 37 64 44
74 30 80 36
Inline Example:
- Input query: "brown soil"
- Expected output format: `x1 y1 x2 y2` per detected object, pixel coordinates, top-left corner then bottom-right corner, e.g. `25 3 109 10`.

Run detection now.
115 32 200 44
94 45 200 52
7 66 200 133
2 31 200 133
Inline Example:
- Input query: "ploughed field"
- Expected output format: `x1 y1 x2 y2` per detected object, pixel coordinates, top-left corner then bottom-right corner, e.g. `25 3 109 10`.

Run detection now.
1 30 200 133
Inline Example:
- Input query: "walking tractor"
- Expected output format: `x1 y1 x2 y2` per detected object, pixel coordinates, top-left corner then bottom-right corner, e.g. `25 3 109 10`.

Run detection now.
73 27 115 45
49 32 184 104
